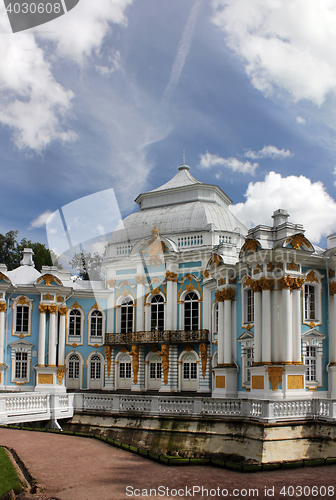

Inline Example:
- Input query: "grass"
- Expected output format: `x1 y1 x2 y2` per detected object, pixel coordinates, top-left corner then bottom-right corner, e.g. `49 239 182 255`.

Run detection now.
0 447 23 497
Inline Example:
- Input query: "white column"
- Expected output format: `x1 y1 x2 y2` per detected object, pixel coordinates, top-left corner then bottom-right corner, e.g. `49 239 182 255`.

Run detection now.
271 290 281 363
166 280 174 330
330 292 336 364
261 289 271 363
48 305 57 366
0 304 6 366
136 282 145 332
145 304 151 331
254 290 262 364
223 299 232 365
203 287 210 331
292 285 302 363
38 304 47 366
282 287 292 363
58 307 66 366
217 301 224 365
115 306 121 333
107 288 115 333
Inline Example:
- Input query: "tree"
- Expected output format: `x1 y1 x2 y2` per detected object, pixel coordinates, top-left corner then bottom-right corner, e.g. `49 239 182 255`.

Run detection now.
69 250 103 281
0 231 62 272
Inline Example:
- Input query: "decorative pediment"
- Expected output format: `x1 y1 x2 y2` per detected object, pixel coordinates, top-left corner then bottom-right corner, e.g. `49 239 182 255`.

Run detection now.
284 233 314 252
237 331 254 341
0 272 11 284
239 239 261 258
301 328 326 341
9 339 34 348
36 274 62 286
208 253 223 268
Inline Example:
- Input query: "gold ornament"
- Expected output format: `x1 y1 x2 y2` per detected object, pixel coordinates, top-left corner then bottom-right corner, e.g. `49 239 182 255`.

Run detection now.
38 304 48 314
48 304 58 315
165 271 178 282
199 343 208 379
135 275 146 285
105 346 112 377
278 276 294 289
129 345 140 384
158 345 170 385
285 234 309 250
330 282 336 295
56 368 66 385
201 270 209 279
305 270 319 283
287 262 299 271
58 306 67 316
258 277 274 291
0 302 7 312
107 279 116 288
267 366 284 391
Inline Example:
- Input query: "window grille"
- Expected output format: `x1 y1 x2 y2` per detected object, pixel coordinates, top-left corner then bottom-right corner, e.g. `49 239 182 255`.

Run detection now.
90 355 101 379
304 346 317 382
69 354 80 379
121 298 133 333
90 310 103 336
246 288 254 323
184 292 199 331
15 352 28 379
16 306 29 333
304 285 316 320
69 310 82 336
151 295 164 331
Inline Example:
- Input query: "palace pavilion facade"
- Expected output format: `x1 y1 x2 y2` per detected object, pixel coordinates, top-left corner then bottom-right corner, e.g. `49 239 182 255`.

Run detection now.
1 162 336 403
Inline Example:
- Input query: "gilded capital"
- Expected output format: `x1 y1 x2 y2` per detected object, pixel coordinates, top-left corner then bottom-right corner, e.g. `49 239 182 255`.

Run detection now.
278 276 294 289
48 304 58 315
330 282 336 295
291 277 305 290
201 270 209 279
0 302 6 313
215 289 224 302
258 277 274 291
165 271 178 282
39 303 48 314
135 275 146 285
58 305 67 316
287 261 299 271
222 288 235 301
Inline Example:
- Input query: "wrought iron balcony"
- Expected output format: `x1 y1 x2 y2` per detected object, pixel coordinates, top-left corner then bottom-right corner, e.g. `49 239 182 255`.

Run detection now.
105 329 209 346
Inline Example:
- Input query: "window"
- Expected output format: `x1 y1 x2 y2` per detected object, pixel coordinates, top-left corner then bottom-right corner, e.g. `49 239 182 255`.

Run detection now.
16 306 29 333
15 352 28 380
119 361 131 379
69 310 82 336
304 285 316 321
151 295 164 331
304 345 317 382
90 355 101 379
68 354 80 379
213 302 218 334
183 361 197 379
245 347 254 384
237 332 254 387
121 298 133 333
150 361 162 379
246 289 254 323
184 292 199 331
90 310 103 337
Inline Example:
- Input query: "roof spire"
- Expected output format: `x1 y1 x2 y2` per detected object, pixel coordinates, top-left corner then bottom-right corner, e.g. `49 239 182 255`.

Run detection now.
178 148 190 171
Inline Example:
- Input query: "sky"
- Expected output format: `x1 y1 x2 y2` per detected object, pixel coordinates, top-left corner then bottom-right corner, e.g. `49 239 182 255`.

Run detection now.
1 0 336 255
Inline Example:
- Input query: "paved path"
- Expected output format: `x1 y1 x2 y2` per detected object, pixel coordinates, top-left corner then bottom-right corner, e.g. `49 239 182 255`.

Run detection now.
1 428 336 500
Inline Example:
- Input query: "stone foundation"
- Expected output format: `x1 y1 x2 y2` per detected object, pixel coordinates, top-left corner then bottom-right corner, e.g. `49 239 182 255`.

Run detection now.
64 412 336 464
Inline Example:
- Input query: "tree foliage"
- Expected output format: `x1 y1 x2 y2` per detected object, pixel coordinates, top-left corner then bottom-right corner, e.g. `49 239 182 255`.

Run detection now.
69 250 103 281
0 231 62 272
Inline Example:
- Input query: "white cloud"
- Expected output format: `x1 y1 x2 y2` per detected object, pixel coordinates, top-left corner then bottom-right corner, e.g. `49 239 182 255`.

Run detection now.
199 151 258 174
245 145 292 159
230 171 336 243
0 0 132 151
296 116 306 124
333 166 336 186
162 0 203 101
30 210 53 228
212 0 336 105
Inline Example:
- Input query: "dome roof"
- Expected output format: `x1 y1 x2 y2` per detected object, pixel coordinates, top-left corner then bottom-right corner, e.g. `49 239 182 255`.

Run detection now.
7 265 41 285
109 200 247 244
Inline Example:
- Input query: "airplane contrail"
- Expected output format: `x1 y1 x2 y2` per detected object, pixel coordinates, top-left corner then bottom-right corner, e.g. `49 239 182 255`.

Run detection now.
162 0 203 102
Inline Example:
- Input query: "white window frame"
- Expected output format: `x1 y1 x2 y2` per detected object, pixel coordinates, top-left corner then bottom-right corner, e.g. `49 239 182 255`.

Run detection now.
88 305 106 346
67 304 85 345
301 328 325 388
237 331 254 388
183 291 200 331
241 286 254 327
12 296 33 337
150 294 165 332
302 270 323 326
120 297 134 333
87 352 105 387
9 339 33 385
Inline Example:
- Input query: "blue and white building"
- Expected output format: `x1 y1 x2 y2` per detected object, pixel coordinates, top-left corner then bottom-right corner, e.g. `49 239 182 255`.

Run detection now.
1 162 336 406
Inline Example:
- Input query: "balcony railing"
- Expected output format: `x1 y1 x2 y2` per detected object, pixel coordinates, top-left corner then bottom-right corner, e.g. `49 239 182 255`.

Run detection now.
105 329 209 345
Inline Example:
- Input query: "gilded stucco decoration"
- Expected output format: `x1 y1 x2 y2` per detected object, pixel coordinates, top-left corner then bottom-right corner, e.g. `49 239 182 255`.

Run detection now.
267 262 275 272
48 304 58 315
57 296 64 302
209 254 223 268
291 277 305 290
215 288 235 302
43 293 54 301
135 275 146 285
16 296 29 306
36 274 62 286
58 306 67 316
240 239 260 257
329 269 335 279
121 289 130 297
0 272 10 283
185 283 195 292
158 344 170 385
309 322 316 328
253 264 263 276
218 278 226 286
258 278 274 291
141 226 163 267
56 368 66 385
107 279 116 288
305 270 319 284
287 262 299 271
129 345 139 384
285 233 312 251
199 343 208 379
278 276 294 289
165 271 178 282
243 324 253 331
330 282 336 295
229 277 236 284
0 302 6 312
267 366 284 391
38 304 48 314
70 301 82 310
201 270 209 279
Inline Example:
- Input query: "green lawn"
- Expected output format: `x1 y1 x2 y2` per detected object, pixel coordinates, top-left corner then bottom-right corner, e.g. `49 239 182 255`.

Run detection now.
0 447 23 497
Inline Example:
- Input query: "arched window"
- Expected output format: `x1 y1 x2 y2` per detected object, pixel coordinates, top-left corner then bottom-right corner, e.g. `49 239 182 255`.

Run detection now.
68 354 80 379
151 295 164 331
90 310 103 337
184 292 199 331
304 284 316 321
69 310 82 336
90 355 101 379
121 298 133 333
